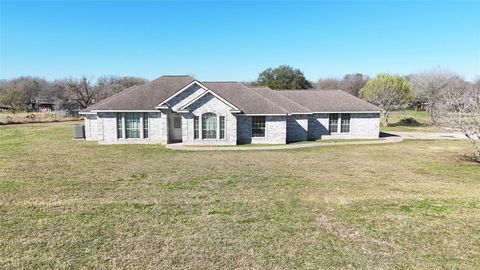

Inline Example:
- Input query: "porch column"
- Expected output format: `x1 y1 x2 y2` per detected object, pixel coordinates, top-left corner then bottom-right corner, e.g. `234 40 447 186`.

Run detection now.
159 110 169 144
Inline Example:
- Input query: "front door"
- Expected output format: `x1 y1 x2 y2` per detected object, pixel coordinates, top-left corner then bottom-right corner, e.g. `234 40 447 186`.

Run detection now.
169 113 182 142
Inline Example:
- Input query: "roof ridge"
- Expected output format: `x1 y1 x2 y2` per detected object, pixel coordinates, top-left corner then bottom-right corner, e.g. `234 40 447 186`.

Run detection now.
240 85 289 114
202 81 240 83
273 91 311 112
251 87 311 113
204 81 288 114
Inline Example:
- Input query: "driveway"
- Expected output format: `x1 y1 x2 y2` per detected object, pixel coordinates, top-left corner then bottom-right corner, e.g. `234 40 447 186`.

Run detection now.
387 131 467 140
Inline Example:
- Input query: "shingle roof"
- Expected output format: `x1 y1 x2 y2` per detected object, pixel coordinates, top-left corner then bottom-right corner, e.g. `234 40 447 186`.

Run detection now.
82 75 194 112
203 82 289 114
250 87 311 113
82 75 380 114
278 89 381 112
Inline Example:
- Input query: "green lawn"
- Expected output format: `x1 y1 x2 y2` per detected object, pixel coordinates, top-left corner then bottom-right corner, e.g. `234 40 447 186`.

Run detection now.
1 122 479 269
388 109 430 124
381 109 451 132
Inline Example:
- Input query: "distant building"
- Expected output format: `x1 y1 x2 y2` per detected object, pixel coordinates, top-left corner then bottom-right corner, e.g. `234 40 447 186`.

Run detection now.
27 99 57 112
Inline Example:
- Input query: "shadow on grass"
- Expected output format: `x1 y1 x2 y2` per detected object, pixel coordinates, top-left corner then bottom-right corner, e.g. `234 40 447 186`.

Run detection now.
388 117 426 127
456 154 480 164
379 132 399 138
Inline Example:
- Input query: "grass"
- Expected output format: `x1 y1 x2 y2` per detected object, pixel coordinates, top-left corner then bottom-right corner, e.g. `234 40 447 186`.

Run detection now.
381 109 450 132
1 121 479 269
388 109 430 125
0 111 81 124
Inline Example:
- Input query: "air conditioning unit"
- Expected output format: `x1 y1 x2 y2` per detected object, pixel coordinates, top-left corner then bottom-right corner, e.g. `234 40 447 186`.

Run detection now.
73 124 85 139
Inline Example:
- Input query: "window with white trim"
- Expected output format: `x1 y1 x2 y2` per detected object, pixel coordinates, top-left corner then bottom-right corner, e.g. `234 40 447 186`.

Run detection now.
116 112 149 139
143 113 149 138
202 113 217 139
219 116 225 139
329 113 338 133
252 116 266 137
340 113 350 133
117 112 123 139
125 112 140 138
194 116 199 139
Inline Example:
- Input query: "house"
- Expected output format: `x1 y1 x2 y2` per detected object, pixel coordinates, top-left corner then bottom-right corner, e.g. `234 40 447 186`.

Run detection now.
80 75 381 145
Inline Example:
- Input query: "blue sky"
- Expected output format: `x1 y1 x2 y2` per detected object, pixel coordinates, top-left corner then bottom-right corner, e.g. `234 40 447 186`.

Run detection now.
1 1 479 82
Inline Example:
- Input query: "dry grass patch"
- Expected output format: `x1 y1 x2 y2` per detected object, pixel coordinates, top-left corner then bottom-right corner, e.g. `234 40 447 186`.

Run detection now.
1 122 479 269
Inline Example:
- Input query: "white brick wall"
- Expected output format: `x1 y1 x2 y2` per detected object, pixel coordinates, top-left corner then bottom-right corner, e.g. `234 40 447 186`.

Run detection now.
237 115 287 144
84 111 378 144
89 112 165 144
349 113 380 138
148 112 164 143
181 93 237 145
84 114 98 141
97 112 115 142
287 114 309 142
308 113 329 140
322 112 380 139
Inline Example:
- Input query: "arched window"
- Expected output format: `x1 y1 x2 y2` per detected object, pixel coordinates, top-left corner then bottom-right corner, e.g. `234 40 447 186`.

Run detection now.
202 113 217 139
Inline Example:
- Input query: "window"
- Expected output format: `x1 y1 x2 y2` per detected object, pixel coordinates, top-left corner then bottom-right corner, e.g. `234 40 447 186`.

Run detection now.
125 112 141 138
194 116 199 139
116 112 148 139
252 116 265 137
329 113 338 133
173 116 181 128
341 113 350 133
117 113 123 138
219 116 225 139
143 113 149 138
202 113 217 139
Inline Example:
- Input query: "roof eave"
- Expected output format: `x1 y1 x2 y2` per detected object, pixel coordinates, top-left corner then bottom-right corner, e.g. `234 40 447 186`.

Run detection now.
312 110 381 114
91 110 160 113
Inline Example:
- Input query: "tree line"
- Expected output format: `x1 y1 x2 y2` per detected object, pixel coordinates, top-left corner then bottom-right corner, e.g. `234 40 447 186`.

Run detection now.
1 65 479 161
0 76 148 112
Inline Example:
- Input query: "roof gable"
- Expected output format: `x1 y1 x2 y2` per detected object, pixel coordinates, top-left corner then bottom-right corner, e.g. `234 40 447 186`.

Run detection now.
156 80 209 108
178 91 241 113
82 75 194 112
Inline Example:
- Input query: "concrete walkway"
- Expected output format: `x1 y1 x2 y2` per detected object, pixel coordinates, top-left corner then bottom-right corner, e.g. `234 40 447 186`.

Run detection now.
166 136 404 151
166 131 467 151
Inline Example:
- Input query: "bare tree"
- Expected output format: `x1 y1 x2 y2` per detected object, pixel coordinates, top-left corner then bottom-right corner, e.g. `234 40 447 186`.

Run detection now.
338 73 368 96
96 76 147 99
316 78 340 90
54 77 98 109
474 78 480 90
432 81 480 162
408 69 463 115
0 77 51 111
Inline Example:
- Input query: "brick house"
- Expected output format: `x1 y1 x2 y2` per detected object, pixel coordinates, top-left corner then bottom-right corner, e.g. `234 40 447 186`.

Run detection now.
80 75 380 145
